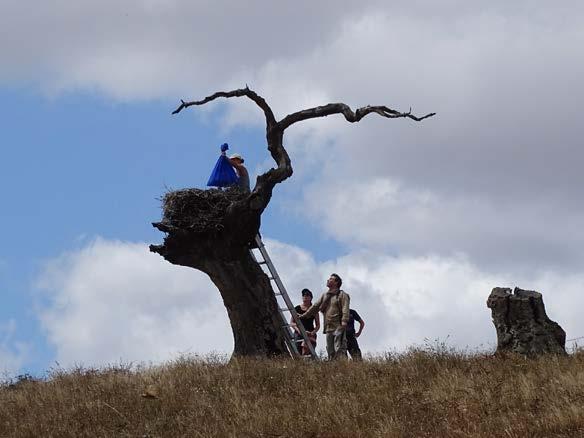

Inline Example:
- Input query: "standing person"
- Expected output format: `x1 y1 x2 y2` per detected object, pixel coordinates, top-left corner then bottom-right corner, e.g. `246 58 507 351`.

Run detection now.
290 289 320 356
346 309 365 360
299 273 350 360
228 153 250 192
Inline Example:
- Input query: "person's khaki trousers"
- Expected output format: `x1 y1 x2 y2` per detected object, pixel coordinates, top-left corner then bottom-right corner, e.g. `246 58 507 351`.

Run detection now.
326 329 347 359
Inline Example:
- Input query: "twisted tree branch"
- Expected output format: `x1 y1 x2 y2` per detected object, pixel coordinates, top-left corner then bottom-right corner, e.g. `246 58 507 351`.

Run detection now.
172 87 435 210
172 86 276 127
278 103 435 130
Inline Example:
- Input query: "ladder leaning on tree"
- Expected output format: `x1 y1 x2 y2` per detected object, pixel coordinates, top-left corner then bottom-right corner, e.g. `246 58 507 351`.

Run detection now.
250 235 318 360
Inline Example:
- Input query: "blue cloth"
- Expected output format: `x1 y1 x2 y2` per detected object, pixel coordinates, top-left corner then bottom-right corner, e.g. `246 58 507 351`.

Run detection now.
207 143 239 187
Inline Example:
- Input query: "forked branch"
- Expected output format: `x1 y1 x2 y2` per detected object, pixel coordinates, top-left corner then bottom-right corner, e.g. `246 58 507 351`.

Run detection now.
172 87 435 203
278 103 435 130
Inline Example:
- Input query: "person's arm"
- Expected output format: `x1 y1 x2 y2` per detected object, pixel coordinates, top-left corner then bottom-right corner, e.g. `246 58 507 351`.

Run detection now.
313 312 321 334
300 295 322 319
355 317 365 338
229 158 245 172
341 293 350 327
290 314 299 333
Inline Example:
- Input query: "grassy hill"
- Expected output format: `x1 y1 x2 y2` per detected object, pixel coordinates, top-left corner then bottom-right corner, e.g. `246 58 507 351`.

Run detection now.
2 348 584 437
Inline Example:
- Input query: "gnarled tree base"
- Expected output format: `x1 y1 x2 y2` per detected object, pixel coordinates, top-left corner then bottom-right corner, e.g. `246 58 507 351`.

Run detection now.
487 287 566 356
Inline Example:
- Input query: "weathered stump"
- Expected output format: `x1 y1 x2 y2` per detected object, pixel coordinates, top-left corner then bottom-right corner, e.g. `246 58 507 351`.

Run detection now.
486 287 566 355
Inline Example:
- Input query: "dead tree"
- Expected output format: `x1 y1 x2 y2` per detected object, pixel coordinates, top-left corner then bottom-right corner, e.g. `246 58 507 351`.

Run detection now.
150 87 434 357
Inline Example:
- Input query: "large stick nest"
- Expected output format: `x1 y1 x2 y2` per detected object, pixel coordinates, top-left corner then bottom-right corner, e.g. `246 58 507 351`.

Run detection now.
160 188 248 233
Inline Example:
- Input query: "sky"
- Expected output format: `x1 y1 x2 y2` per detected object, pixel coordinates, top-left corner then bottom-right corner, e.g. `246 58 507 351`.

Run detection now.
2 1 584 376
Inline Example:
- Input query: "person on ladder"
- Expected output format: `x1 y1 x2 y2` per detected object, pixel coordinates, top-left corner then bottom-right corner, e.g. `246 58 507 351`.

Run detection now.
291 289 320 356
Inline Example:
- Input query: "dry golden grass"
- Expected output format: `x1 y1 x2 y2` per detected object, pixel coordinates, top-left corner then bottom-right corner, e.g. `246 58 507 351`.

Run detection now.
2 348 584 437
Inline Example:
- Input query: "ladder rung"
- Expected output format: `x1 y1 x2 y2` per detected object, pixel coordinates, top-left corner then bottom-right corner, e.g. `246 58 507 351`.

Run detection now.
255 233 318 360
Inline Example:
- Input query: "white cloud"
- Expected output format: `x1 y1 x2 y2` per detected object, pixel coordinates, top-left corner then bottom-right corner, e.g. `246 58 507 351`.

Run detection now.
3 2 584 272
38 237 584 367
267 239 499 353
0 0 368 100
249 7 584 270
0 320 29 375
265 239 584 354
38 237 232 367
300 176 584 270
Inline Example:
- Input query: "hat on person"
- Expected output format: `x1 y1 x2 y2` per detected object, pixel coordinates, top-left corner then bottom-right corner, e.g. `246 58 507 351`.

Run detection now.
301 288 313 298
229 153 244 163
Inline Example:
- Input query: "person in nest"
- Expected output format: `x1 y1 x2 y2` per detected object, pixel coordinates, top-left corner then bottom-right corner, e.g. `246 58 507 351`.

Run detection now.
291 288 320 356
299 273 350 360
229 153 250 192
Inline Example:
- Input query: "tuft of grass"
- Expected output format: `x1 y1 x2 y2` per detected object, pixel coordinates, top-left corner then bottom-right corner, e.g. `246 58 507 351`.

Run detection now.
2 350 584 437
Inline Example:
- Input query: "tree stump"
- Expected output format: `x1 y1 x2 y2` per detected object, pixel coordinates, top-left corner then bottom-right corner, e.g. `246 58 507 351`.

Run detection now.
486 287 566 355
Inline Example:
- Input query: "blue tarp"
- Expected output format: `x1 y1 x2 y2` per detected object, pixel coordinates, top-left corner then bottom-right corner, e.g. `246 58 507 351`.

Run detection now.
207 143 238 187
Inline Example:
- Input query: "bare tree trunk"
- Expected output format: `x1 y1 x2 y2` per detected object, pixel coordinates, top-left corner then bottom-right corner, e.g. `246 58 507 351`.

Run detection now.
205 252 287 356
151 87 434 357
